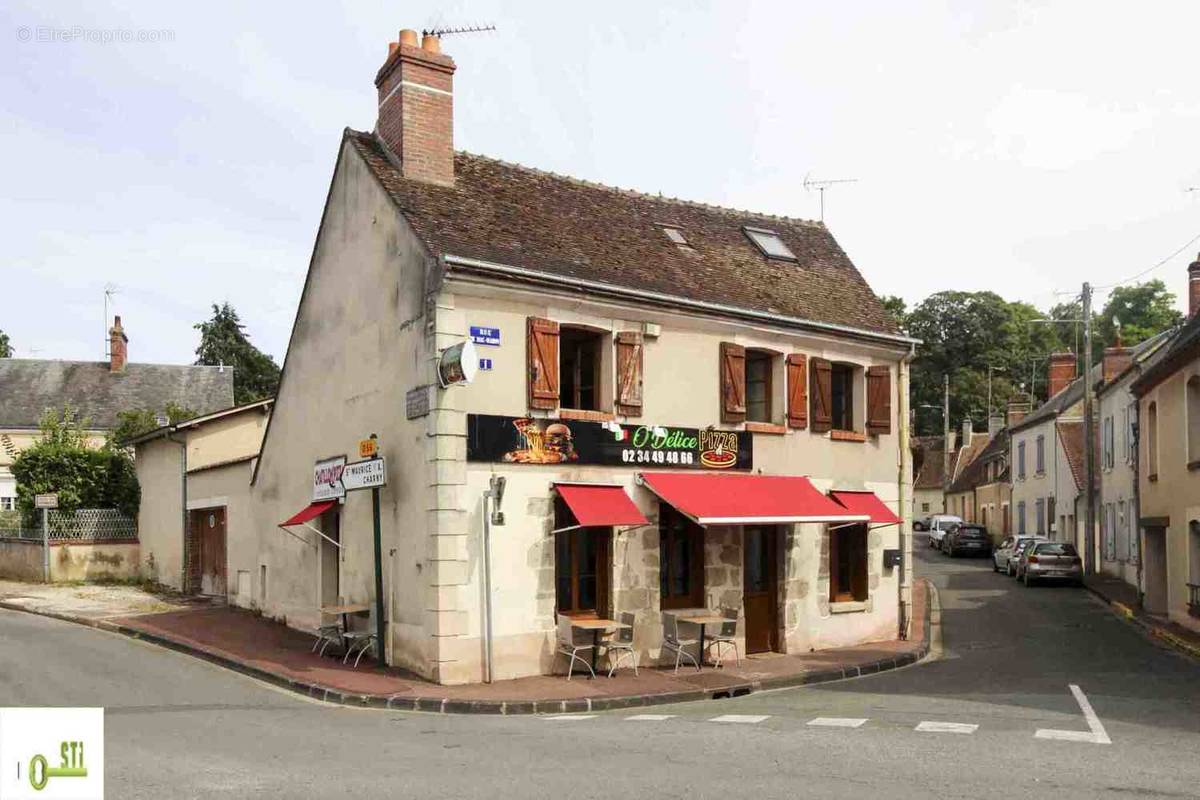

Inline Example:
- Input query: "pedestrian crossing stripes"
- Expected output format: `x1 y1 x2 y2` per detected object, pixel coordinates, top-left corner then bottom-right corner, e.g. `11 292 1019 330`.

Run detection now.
709 714 770 724
807 717 869 728
625 714 675 721
915 721 978 734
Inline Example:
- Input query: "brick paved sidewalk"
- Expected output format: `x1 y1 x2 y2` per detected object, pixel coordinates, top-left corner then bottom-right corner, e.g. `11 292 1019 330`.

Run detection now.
6 580 930 714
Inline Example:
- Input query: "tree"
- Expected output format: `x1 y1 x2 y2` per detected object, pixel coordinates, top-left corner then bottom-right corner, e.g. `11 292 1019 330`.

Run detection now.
879 295 908 329
9 406 140 522
110 402 198 447
0 329 11 358
194 303 281 404
1097 280 1183 350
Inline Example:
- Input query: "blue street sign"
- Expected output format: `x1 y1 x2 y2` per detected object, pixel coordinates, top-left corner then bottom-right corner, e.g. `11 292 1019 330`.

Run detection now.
470 326 501 346
479 358 494 371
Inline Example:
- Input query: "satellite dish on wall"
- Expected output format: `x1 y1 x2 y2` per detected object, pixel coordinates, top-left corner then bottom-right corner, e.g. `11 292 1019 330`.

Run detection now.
437 340 479 387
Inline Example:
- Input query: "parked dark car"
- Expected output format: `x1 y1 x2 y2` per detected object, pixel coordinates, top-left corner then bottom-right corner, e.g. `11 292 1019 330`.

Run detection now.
943 524 992 557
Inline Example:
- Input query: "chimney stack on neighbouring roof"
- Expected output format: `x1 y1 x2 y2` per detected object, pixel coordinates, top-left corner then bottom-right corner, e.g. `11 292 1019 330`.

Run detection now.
1007 395 1031 429
374 28 457 186
1047 352 1077 399
988 414 1005 437
1102 344 1133 386
1189 253 1200 318
961 418 973 447
109 316 128 373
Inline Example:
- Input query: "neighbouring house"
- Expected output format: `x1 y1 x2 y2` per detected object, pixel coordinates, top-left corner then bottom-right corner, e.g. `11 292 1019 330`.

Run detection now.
1130 254 1200 630
912 435 952 521
130 399 272 599
944 420 991 521
1096 329 1173 594
0 316 235 510
945 428 1010 541
246 29 917 686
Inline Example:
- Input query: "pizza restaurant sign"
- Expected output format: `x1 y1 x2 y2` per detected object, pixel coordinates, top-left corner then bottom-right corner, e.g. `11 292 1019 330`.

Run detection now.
466 414 752 470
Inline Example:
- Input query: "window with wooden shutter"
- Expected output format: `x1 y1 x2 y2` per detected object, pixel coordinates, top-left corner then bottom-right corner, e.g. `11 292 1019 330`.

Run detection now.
719 342 746 423
615 331 643 417
786 353 808 429
810 358 832 433
866 365 892 435
527 317 560 410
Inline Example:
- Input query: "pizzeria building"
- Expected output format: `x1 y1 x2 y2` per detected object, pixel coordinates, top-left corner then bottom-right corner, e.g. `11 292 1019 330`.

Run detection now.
247 29 916 685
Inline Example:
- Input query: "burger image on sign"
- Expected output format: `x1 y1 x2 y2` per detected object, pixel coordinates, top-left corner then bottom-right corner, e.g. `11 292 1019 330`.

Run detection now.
504 419 579 464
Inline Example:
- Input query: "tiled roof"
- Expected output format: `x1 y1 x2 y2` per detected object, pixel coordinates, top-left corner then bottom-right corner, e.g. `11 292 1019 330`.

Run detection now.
1131 313 1200 396
949 434 990 487
1056 419 1097 493
346 130 901 337
947 430 1008 494
0 360 235 430
913 436 953 490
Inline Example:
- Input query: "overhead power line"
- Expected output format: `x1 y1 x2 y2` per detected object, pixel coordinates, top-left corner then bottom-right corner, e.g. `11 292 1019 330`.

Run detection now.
1092 229 1200 291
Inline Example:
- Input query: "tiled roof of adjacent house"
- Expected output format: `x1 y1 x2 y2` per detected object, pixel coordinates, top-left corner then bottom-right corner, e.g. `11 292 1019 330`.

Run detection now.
0 360 235 430
1056 419 1097 493
1131 314 1200 396
949 433 991 487
346 130 902 338
947 430 1008 495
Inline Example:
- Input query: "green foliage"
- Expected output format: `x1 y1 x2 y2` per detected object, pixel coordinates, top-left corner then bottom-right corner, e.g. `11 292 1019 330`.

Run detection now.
194 302 281 404
1098 279 1183 350
9 406 140 523
879 295 908 328
110 402 197 447
0 329 11 357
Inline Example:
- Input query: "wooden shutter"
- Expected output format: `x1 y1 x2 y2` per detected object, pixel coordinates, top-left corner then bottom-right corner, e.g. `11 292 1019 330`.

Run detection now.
719 342 746 423
615 331 643 416
866 365 892 435
527 317 560 410
786 353 808 429
810 358 832 433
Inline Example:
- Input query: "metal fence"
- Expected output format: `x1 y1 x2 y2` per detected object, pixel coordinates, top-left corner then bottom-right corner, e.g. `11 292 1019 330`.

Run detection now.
0 509 137 541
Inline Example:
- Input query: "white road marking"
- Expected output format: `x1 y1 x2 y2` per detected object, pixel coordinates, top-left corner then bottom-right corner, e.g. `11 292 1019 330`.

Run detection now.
1035 684 1112 744
544 715 596 720
915 721 978 734
807 717 869 728
625 714 675 721
709 714 770 724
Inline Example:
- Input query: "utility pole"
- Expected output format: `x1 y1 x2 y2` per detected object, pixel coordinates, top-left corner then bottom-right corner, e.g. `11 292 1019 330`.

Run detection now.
943 374 951 497
1082 282 1097 575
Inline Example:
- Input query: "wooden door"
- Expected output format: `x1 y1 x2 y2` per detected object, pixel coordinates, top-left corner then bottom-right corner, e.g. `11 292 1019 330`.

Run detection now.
743 526 779 654
198 507 227 596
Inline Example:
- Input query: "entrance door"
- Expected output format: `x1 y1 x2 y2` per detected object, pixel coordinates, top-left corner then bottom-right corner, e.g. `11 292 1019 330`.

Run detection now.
1144 526 1167 615
196 507 227 596
743 526 779 654
319 508 340 607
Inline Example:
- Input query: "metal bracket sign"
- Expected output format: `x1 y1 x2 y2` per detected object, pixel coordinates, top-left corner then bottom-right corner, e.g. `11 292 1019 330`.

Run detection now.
342 458 387 492
34 493 58 509
313 456 347 501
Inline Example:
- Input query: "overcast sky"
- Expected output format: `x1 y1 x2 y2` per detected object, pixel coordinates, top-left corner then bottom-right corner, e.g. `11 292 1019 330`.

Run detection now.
4 1 1199 364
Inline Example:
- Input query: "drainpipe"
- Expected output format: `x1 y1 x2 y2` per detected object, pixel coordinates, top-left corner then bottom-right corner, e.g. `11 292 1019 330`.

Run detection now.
898 344 916 640
165 429 187 590
1132 408 1142 606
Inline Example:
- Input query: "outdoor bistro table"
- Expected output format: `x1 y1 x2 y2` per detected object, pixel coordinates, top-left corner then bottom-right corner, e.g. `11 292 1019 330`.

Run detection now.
320 603 370 653
569 618 631 676
677 612 727 667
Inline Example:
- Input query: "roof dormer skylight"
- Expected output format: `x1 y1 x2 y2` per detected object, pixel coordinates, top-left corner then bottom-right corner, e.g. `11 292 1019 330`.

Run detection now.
659 225 688 246
743 226 796 261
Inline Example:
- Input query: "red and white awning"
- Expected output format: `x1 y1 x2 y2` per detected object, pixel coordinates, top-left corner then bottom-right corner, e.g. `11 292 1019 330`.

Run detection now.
278 500 340 548
637 472 868 526
828 490 902 527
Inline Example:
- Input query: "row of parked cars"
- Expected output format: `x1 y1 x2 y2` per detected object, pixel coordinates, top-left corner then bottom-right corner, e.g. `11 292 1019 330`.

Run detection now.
918 513 1084 587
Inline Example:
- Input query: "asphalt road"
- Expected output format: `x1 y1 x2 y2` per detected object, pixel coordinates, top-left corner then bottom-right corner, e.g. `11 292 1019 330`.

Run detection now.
3 537 1200 798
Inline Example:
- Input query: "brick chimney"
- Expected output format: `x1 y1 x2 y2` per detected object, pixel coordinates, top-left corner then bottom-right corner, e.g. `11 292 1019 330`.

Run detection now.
109 316 128 373
1047 352 1076 398
1006 395 1031 429
1189 252 1200 318
1102 344 1133 386
374 29 456 186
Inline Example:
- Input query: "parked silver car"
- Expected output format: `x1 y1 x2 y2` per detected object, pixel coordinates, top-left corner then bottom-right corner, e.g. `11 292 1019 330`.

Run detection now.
1019 541 1084 587
993 535 1047 576
926 515 964 549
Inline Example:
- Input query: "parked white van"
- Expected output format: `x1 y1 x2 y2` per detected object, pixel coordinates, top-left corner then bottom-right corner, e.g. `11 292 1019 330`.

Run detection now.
926 515 964 550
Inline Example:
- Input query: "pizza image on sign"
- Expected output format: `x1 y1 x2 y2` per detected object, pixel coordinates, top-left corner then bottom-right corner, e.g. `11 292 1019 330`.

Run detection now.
698 429 740 469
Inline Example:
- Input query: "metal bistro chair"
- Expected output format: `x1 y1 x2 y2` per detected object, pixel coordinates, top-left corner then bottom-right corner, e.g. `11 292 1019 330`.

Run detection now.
603 612 639 677
312 614 344 657
705 609 741 669
661 612 700 674
342 607 379 668
556 615 596 680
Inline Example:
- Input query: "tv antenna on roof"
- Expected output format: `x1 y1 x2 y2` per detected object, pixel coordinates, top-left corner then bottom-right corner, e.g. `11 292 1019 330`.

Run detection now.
422 24 496 38
803 174 858 222
103 284 119 359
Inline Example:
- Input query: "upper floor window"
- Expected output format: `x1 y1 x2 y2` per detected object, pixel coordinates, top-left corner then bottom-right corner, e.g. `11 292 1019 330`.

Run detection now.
743 227 797 261
1188 376 1200 468
658 224 689 247
560 326 603 412
1103 415 1115 471
527 317 637 417
744 350 774 423
1147 401 1159 480
830 363 855 431
1018 441 1027 480
1035 435 1045 475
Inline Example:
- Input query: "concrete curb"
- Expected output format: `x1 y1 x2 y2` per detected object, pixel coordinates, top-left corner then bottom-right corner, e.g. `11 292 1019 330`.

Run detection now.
0 580 933 715
1082 584 1200 661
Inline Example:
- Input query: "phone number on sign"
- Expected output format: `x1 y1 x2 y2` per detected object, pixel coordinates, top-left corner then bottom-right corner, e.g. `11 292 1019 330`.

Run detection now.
620 449 695 465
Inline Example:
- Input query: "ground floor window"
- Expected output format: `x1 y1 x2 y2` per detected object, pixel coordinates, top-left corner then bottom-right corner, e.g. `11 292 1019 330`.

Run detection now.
921 502 930 513
554 498 611 616
829 524 868 602
0 497 13 511
659 503 704 609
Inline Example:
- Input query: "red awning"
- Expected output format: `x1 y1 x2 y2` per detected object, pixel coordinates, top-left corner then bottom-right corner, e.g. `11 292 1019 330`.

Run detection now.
638 473 869 525
554 483 649 528
280 500 336 527
829 491 901 525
